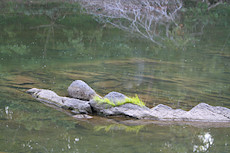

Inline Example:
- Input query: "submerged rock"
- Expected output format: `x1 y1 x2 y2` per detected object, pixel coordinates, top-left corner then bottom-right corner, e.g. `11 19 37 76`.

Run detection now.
68 80 96 101
27 80 230 123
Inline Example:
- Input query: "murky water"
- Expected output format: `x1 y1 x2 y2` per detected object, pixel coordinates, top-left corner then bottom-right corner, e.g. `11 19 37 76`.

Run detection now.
0 1 230 152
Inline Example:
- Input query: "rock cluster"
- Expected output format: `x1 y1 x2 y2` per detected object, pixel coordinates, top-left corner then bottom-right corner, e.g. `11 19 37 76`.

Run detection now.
27 80 230 123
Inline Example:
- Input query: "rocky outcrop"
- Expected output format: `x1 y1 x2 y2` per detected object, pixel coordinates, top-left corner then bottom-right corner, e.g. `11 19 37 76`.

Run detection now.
27 80 230 123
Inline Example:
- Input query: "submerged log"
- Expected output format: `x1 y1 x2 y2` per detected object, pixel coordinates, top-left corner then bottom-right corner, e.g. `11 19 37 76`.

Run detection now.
26 80 230 123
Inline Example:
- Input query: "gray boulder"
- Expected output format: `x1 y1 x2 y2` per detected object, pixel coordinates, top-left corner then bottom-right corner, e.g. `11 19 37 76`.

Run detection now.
102 103 155 119
27 88 92 114
68 80 97 101
149 103 230 122
89 99 112 114
89 91 128 114
90 98 230 121
104 91 128 105
184 103 230 122
63 98 92 114
89 91 153 119
90 99 153 119
149 104 188 121
26 80 230 124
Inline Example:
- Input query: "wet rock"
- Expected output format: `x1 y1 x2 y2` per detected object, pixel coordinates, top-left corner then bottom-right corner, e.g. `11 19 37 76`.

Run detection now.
102 103 155 119
27 80 230 123
73 114 93 119
89 98 153 119
90 102 230 122
63 98 92 114
89 91 128 114
104 91 127 105
90 100 230 121
27 88 92 114
150 104 187 120
89 91 152 119
27 88 63 104
26 88 41 95
89 99 112 114
149 103 230 122
184 103 230 122
67 80 96 101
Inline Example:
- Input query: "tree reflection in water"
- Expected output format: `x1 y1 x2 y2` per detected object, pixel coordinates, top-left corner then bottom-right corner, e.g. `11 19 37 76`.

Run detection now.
79 0 183 46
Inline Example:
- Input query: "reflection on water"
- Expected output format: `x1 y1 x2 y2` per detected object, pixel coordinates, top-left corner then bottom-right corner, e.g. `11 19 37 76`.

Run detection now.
94 124 145 134
0 0 230 152
193 132 214 152
5 106 13 120
79 0 183 46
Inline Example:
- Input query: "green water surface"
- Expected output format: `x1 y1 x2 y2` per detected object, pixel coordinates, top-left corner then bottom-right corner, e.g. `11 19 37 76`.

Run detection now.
0 1 230 152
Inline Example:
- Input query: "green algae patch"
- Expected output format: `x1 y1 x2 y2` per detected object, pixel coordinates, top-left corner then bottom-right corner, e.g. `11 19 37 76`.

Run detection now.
94 96 116 107
94 124 145 133
93 94 145 107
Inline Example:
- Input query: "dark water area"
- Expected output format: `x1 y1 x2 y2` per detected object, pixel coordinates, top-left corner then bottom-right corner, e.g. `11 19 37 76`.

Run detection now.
0 1 230 152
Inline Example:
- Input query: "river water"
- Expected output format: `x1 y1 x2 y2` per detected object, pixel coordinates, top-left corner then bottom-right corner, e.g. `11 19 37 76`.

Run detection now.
0 1 230 152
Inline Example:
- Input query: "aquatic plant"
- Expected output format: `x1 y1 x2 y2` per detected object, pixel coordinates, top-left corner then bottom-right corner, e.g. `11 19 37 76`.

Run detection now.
123 95 145 107
93 94 145 107
93 96 116 107
94 124 145 134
